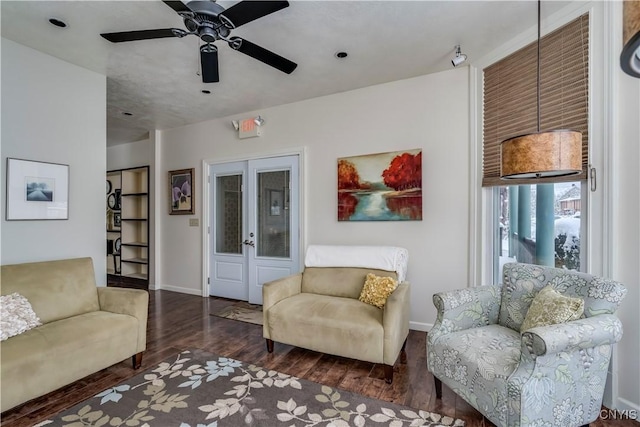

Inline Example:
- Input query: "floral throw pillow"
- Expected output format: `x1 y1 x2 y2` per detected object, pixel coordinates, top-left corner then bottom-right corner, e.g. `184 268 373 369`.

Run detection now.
0 293 42 341
358 273 398 309
521 285 584 332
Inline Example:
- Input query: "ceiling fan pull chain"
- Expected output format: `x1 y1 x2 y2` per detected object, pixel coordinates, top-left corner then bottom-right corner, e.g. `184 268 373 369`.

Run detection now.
195 36 201 77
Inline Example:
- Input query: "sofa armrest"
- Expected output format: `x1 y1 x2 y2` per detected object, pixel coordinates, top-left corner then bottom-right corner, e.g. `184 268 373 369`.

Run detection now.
97 287 149 353
262 273 302 312
522 314 623 357
382 282 410 365
434 285 501 328
262 273 302 339
428 285 501 345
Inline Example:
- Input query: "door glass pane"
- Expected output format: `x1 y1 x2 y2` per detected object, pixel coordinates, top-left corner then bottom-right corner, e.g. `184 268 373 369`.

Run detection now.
495 182 583 282
216 175 242 254
257 170 290 258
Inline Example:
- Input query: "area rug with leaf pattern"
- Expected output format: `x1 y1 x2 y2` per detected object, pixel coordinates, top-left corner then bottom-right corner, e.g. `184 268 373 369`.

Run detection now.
35 348 464 427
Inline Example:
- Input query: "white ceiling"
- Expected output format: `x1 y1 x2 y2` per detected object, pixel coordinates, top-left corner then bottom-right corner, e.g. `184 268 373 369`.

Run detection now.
1 0 570 146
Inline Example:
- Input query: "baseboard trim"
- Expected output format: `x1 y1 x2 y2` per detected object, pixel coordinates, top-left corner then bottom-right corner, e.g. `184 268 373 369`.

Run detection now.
154 284 203 296
410 321 433 332
615 397 640 413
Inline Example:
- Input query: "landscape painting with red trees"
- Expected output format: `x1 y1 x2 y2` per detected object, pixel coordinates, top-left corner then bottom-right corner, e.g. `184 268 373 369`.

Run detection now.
337 149 422 221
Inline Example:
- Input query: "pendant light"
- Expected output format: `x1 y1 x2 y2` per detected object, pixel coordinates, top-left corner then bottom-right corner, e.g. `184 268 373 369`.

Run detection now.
500 0 582 179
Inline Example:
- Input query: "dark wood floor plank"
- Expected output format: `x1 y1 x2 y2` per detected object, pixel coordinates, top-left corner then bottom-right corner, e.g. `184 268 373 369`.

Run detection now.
1 289 635 427
305 353 340 384
378 362 411 405
355 375 388 400
278 347 325 379
320 355 354 388
338 359 374 394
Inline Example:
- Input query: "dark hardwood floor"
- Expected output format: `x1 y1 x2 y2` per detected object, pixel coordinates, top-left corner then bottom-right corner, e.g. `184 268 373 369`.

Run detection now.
1 290 637 426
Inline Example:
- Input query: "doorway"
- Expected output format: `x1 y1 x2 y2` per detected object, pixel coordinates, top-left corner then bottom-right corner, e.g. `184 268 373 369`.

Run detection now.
208 155 300 304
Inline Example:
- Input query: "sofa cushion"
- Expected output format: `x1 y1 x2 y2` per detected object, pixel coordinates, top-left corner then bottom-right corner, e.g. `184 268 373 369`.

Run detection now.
0 293 41 341
358 273 398 309
0 310 139 412
0 258 100 324
520 285 584 332
266 293 384 363
301 267 397 299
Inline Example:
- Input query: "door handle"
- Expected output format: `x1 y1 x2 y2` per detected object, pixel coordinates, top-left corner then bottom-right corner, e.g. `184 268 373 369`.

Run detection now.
242 239 255 247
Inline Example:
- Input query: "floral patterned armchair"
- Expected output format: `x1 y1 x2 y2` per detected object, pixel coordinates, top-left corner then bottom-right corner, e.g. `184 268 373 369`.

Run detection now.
427 263 626 427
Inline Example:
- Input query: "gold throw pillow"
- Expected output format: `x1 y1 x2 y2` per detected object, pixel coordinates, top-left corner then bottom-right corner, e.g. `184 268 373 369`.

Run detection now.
520 285 584 332
358 273 398 309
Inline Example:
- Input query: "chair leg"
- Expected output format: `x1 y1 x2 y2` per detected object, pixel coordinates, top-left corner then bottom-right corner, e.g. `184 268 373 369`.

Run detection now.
384 365 394 384
400 338 408 363
266 339 274 353
434 376 442 399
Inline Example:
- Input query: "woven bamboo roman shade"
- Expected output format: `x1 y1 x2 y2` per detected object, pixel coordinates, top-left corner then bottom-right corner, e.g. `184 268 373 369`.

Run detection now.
482 13 589 187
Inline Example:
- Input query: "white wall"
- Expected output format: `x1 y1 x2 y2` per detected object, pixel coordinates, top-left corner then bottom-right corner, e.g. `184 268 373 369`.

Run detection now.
107 138 151 170
1 38 107 285
157 68 470 328
612 48 640 412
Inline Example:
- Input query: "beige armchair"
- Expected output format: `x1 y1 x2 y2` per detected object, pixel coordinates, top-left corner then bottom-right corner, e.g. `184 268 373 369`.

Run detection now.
262 245 410 383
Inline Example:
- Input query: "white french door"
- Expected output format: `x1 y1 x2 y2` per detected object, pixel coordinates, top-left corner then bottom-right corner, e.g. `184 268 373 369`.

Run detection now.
208 155 300 304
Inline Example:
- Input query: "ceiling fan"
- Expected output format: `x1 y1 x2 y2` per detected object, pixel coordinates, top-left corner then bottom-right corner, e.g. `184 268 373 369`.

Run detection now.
100 0 297 83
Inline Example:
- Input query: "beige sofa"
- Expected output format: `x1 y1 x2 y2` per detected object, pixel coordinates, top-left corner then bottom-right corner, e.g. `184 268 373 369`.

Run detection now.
262 245 410 383
0 257 148 412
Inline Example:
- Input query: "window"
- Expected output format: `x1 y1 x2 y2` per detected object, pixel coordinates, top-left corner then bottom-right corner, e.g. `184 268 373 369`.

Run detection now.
496 182 584 272
483 14 589 280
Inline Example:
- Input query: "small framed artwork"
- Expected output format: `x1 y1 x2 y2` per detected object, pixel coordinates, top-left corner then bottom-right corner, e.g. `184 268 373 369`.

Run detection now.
114 212 122 227
6 158 69 220
169 168 194 215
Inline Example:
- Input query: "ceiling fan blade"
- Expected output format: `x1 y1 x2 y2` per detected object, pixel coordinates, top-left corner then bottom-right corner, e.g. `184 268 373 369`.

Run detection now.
200 45 220 83
162 1 192 14
101 29 180 43
229 37 297 74
219 1 289 29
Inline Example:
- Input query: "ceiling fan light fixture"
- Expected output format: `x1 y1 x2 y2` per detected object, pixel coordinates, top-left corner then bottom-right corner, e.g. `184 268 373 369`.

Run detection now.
198 26 217 43
200 43 219 83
